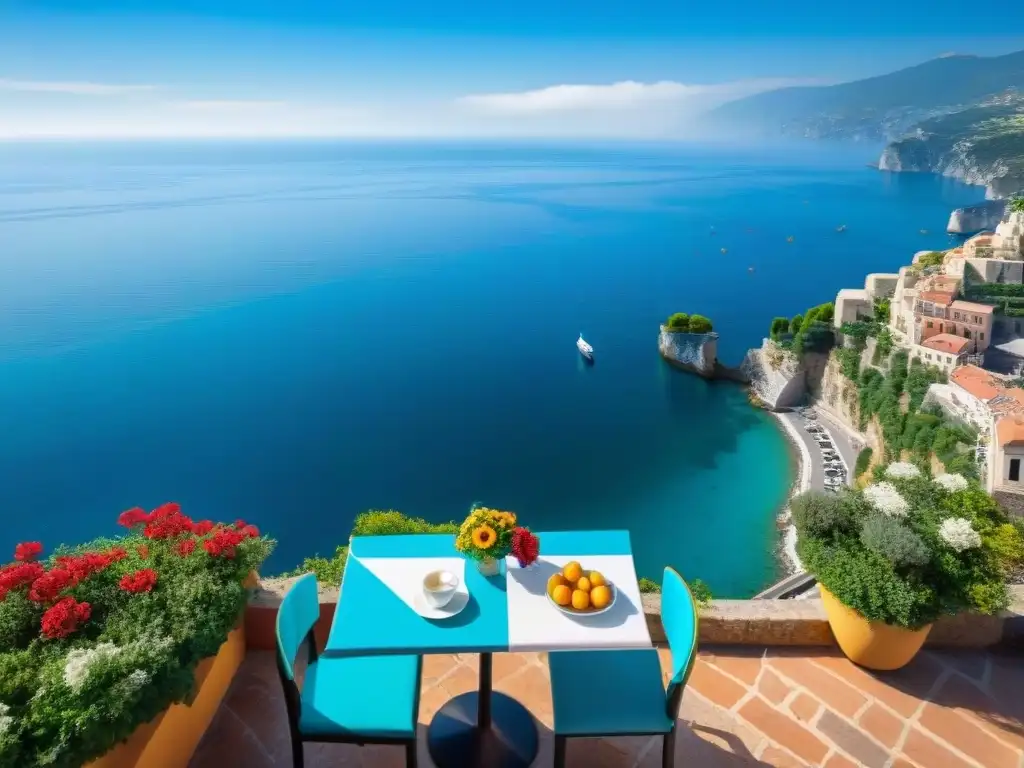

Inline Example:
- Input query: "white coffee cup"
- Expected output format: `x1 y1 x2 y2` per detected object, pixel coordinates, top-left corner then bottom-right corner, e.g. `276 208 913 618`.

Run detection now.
422 570 459 608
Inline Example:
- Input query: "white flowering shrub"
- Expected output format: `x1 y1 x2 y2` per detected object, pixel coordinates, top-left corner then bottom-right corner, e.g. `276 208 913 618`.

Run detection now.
885 462 921 480
939 517 982 552
63 642 121 691
933 473 969 492
0 703 11 737
863 482 910 517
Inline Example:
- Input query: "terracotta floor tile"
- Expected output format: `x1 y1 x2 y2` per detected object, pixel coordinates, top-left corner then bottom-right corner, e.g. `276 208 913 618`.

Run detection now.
440 663 480 696
918 700 1021 768
821 753 859 768
857 703 905 749
492 652 530 682
757 669 794 705
701 648 766 686
422 653 461 685
900 728 977 768
418 682 453 723
759 745 808 766
809 655 923 718
688 659 750 709
787 693 820 725
768 656 867 718
815 710 889 768
559 737 634 768
494 664 554 725
737 696 830 765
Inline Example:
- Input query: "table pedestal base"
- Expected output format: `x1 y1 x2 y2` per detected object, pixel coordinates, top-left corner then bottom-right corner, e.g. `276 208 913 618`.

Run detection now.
427 691 539 768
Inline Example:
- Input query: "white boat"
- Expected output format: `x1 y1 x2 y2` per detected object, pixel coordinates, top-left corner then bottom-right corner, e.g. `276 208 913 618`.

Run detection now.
577 334 594 360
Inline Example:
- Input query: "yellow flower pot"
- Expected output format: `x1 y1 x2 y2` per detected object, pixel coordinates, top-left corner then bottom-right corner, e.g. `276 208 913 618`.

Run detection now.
820 586 932 671
84 624 246 768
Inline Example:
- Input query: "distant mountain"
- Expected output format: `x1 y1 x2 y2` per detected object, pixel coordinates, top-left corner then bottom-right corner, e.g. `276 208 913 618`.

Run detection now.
878 99 1024 198
707 50 1024 141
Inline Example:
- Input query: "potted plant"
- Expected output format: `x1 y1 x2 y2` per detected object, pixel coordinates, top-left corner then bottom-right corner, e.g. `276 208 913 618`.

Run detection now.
0 503 274 768
792 462 1024 670
455 506 538 575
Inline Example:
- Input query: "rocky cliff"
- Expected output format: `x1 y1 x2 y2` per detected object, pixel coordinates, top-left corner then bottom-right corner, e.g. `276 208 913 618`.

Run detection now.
738 339 831 411
658 328 718 377
947 200 1008 234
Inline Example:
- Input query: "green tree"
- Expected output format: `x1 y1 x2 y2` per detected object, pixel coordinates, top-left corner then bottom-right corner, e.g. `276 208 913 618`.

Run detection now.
789 314 804 334
1009 196 1024 214
770 317 790 339
666 312 690 331
688 314 713 333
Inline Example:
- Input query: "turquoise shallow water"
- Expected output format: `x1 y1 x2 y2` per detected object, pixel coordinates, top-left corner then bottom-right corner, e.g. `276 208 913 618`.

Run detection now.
0 142 985 596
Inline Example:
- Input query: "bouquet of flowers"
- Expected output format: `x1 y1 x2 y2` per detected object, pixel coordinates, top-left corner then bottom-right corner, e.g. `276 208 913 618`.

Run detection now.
455 506 540 570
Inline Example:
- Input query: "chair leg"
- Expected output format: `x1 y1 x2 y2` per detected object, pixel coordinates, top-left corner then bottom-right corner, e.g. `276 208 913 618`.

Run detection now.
290 736 304 768
662 730 676 768
554 735 567 768
405 740 418 768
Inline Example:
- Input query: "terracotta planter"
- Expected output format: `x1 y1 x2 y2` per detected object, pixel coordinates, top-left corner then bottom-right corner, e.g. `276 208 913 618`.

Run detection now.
820 586 931 671
84 624 246 768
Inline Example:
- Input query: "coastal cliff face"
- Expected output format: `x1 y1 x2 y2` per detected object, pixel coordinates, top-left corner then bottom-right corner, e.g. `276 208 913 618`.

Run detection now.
658 328 718 377
814 353 862 433
947 200 1008 234
740 339 829 410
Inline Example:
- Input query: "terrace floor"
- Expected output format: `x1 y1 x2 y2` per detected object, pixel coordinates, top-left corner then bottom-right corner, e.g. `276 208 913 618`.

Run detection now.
191 647 1023 768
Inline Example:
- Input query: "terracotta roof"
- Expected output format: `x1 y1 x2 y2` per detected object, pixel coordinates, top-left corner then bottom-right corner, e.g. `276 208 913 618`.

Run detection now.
950 365 1003 401
921 334 970 355
950 300 994 314
919 290 955 305
997 415 1024 447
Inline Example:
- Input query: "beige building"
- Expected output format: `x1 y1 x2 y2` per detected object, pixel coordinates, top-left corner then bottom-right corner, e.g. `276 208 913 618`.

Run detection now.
833 273 900 329
911 334 969 374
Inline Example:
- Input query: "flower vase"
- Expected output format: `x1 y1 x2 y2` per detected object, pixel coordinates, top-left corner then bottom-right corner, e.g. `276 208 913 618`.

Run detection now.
477 557 500 576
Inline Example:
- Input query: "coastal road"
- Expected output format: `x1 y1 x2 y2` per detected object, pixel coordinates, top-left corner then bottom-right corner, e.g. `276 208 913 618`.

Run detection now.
776 409 862 492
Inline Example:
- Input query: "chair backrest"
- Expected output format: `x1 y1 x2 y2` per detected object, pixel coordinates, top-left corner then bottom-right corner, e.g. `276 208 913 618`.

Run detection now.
661 567 699 720
276 573 320 681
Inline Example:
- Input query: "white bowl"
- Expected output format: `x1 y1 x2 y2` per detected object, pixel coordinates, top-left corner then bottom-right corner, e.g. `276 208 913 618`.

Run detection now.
546 582 617 617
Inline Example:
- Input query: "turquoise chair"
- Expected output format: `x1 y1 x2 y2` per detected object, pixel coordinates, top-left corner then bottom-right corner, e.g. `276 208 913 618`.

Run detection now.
275 573 422 767
548 567 699 768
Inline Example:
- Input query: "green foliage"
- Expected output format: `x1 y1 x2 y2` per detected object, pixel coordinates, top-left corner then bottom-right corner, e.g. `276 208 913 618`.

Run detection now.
280 510 457 587
666 312 690 331
790 490 858 538
1010 196 1024 214
789 314 804 335
873 327 894 363
836 347 861 380
688 314 713 333
769 317 790 340
0 509 274 768
916 251 946 270
637 577 660 593
873 297 891 323
796 469 1013 629
839 321 872 342
965 282 1024 298
854 447 873 477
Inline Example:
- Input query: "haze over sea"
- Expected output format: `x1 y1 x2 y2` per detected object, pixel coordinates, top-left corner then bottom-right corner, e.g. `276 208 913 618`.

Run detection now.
0 141 985 597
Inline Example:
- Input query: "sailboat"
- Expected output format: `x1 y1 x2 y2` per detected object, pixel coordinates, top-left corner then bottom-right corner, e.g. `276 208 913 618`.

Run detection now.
577 333 594 361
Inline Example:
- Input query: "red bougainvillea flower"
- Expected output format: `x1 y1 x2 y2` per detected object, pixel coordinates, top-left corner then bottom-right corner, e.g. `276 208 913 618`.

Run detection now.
510 527 540 568
143 502 194 540
29 568 78 603
14 541 43 562
137 545 150 559
191 520 214 536
119 568 158 594
0 561 45 601
203 527 246 559
54 551 119 582
117 507 150 528
107 546 129 563
176 539 196 557
41 597 91 639
240 524 260 539
234 519 247 529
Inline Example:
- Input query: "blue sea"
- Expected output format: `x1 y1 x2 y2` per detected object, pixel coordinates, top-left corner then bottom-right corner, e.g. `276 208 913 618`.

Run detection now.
0 141 985 597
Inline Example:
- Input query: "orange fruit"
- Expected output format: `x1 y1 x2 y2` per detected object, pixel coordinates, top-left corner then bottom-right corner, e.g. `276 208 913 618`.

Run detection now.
562 561 583 584
547 573 567 596
576 576 592 593
552 584 572 606
588 571 606 588
571 589 590 611
590 585 612 609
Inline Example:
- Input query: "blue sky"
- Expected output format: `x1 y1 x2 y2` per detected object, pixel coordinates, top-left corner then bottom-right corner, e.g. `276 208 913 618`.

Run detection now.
2 1 1023 138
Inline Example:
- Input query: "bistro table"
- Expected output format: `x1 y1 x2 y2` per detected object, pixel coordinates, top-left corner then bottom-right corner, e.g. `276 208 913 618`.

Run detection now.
325 529 652 768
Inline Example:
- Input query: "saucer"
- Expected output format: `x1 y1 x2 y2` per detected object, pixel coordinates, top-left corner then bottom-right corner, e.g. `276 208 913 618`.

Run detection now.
412 589 469 620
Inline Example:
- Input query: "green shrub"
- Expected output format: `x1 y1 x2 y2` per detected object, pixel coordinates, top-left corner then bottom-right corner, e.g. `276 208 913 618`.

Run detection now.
873 328 894 362
840 321 872 342
0 505 274 768
796 467 1012 628
1010 196 1024 214
790 490 858 538
637 577 660 593
770 317 790 339
666 312 690 331
789 314 804 335
854 447 873 477
836 347 861 380
916 251 946 269
638 576 712 608
688 314 713 333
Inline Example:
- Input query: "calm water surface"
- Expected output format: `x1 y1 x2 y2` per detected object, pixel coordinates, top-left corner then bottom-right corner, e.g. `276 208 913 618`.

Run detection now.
0 142 985 596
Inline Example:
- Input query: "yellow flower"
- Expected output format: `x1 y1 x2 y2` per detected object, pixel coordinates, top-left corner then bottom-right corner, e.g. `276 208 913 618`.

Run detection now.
472 524 498 550
495 511 517 528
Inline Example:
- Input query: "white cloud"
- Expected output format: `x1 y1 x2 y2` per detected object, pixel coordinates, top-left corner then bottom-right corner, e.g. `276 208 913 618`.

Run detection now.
458 78 829 115
171 100 288 110
0 78 155 96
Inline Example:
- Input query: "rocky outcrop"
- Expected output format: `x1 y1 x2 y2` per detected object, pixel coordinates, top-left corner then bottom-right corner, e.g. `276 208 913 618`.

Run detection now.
659 328 719 377
947 200 1007 234
739 339 830 410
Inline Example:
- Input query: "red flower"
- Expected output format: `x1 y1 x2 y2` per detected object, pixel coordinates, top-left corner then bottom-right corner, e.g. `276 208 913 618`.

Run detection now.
177 539 196 557
107 546 128 563
119 568 158 594
143 503 194 540
234 519 247 529
41 597 91 639
117 507 150 528
54 551 117 582
29 568 77 603
191 520 214 536
137 545 150 559
202 528 246 559
240 524 260 539
14 541 43 562
0 562 45 601
510 527 540 568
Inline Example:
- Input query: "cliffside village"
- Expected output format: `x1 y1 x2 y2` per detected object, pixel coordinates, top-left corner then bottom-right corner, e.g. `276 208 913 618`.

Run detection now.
833 209 1024 504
